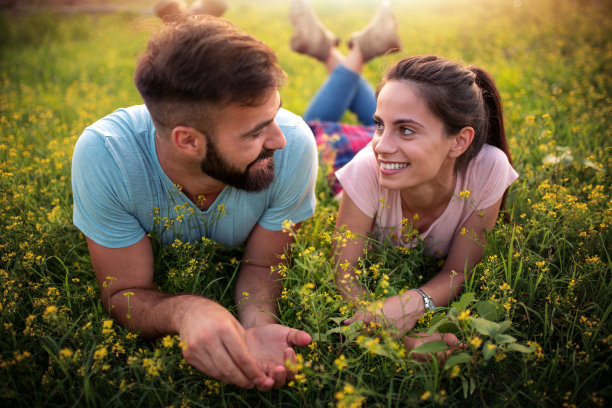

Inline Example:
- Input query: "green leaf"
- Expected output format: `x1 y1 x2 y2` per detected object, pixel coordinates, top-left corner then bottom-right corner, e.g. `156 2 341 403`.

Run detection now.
470 317 500 336
506 343 535 353
329 317 346 325
426 316 455 336
471 318 512 337
444 352 473 368
409 340 449 354
494 334 516 344
482 340 496 360
326 326 348 335
311 333 327 342
451 292 476 312
326 321 360 336
462 377 469 399
429 314 448 326
476 300 505 321
498 320 512 333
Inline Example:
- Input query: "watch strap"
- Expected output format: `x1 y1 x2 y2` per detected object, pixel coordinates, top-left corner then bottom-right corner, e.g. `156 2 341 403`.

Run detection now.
414 288 435 312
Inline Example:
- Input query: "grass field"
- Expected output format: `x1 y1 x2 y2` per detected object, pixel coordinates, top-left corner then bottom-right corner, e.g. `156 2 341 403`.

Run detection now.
0 0 611 406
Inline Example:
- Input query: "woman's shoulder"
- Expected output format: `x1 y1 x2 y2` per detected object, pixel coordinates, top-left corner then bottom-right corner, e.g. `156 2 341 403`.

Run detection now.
468 144 516 180
474 144 511 168
463 144 518 207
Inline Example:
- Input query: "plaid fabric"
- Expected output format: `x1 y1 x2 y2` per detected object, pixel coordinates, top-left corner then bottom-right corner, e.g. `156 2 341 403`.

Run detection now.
308 121 375 194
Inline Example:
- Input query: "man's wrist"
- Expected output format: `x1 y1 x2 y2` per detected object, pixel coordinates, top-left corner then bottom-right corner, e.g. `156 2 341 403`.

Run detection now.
170 295 218 333
238 303 278 329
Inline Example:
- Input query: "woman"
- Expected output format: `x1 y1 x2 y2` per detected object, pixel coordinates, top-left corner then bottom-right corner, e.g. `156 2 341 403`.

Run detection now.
334 56 517 343
290 1 518 350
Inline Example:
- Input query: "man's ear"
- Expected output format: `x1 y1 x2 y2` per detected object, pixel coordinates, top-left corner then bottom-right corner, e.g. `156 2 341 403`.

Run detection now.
171 126 205 156
449 126 475 158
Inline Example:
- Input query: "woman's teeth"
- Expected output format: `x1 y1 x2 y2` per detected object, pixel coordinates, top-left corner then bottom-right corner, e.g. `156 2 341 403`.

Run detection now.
380 162 408 170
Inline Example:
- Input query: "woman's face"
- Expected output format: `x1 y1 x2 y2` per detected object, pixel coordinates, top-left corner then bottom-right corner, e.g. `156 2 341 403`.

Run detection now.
371 80 457 191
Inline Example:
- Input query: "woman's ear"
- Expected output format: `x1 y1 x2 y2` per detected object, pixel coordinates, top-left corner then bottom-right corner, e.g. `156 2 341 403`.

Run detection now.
449 126 475 158
171 126 205 156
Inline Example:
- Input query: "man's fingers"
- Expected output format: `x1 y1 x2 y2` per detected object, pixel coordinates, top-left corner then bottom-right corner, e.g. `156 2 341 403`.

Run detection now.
183 339 255 388
286 328 312 347
283 347 297 370
220 330 268 386
255 376 275 392
271 365 287 389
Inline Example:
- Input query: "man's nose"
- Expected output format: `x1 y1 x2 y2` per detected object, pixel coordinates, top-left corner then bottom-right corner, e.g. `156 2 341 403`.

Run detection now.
264 121 286 150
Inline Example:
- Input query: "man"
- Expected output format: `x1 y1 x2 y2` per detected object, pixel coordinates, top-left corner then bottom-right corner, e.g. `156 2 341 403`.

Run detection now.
71 15 317 391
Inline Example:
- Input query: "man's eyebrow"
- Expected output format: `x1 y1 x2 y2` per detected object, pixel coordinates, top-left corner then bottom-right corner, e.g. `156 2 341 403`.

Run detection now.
240 98 283 138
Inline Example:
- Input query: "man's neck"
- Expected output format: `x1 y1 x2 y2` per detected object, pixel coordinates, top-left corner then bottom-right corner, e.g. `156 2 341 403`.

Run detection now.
155 134 226 209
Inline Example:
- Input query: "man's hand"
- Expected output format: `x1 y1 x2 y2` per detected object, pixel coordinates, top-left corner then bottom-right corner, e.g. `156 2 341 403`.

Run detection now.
245 324 312 391
179 299 275 391
344 290 425 337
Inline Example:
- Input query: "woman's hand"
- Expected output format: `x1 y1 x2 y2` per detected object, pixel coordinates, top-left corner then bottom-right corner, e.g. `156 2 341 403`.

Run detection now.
344 290 425 336
404 332 463 362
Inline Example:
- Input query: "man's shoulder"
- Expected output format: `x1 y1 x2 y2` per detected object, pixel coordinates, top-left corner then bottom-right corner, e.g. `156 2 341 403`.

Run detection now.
75 105 153 158
73 105 157 183
275 107 305 128
276 108 314 141
83 105 151 137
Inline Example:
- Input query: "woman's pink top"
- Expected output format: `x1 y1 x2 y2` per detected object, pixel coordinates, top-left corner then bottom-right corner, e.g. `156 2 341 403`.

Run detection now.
335 143 519 257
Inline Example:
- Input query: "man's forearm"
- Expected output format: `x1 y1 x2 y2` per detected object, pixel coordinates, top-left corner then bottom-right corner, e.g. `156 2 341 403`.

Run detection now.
235 263 282 328
104 288 213 339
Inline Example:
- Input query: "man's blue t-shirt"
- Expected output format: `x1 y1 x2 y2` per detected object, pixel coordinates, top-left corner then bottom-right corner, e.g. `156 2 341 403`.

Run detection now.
71 105 318 248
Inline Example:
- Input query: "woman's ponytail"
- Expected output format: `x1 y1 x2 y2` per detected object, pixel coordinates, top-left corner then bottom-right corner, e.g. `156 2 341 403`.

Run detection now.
470 66 514 221
469 66 513 166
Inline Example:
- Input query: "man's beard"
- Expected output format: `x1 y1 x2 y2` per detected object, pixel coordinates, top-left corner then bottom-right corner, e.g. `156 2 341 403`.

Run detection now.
200 137 276 192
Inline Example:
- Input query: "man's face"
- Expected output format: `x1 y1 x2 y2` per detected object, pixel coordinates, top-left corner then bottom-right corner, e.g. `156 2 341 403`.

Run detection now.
199 89 286 192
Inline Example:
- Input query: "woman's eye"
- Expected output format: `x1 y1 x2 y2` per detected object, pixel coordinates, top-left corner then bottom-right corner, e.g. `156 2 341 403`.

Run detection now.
400 126 414 136
375 121 384 132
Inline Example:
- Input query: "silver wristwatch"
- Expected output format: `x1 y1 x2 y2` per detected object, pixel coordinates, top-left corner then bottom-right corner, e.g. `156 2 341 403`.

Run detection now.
414 288 435 312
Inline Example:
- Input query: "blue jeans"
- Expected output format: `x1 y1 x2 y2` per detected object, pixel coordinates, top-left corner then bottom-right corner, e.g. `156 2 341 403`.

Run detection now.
303 64 376 126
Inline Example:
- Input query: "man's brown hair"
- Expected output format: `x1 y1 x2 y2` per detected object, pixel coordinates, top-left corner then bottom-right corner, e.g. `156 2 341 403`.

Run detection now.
134 14 286 136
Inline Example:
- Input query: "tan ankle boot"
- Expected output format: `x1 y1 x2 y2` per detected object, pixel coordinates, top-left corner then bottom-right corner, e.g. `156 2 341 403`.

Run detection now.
153 0 187 20
289 0 339 62
348 1 402 63
188 0 228 17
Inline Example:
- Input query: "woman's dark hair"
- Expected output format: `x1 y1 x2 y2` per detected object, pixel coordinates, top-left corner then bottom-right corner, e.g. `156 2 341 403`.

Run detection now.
134 14 286 136
378 55 513 173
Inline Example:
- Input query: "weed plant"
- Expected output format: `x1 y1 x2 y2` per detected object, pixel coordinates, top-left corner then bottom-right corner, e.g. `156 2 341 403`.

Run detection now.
0 0 610 407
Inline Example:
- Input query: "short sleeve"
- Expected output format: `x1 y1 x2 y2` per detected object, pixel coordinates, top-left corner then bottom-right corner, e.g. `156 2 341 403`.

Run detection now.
257 114 318 230
71 129 145 248
471 145 519 210
335 143 380 219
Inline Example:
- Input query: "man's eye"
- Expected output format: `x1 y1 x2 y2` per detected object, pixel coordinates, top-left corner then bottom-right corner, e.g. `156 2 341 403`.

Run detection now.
251 129 265 138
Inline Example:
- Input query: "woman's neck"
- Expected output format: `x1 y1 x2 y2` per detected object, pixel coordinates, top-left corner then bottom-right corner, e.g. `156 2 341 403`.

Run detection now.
399 170 457 228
